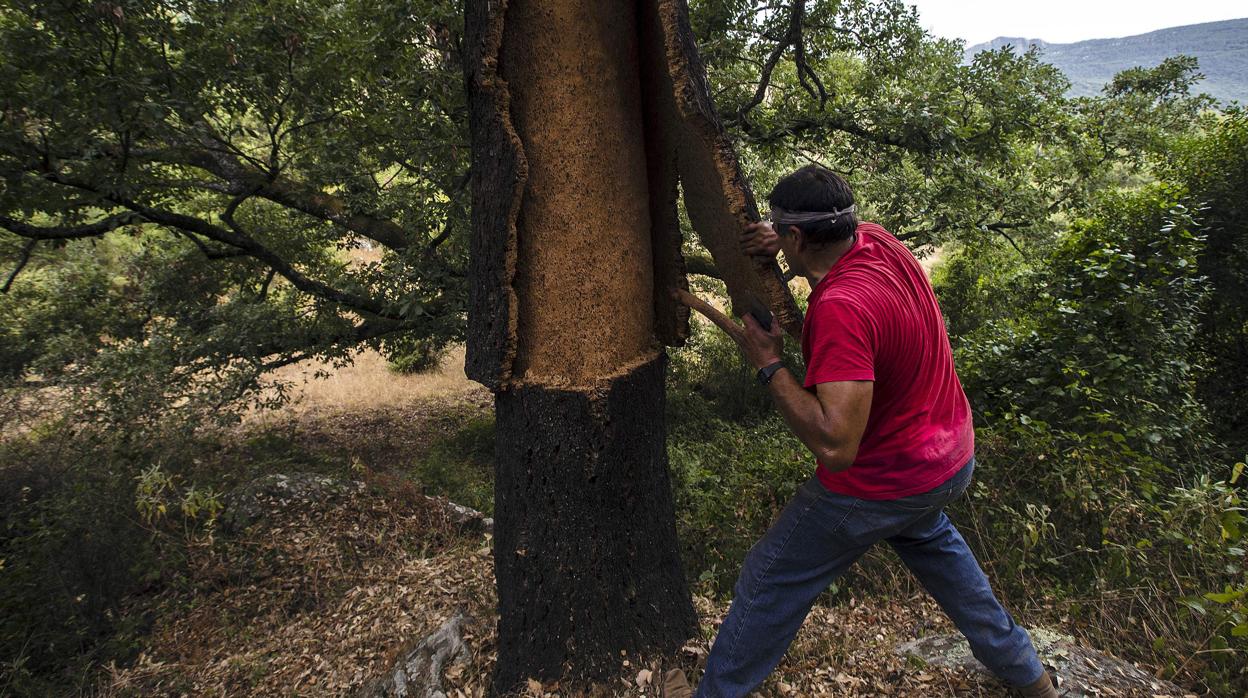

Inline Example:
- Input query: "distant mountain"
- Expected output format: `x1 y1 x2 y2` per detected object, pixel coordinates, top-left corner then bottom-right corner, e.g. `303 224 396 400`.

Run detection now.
966 18 1248 104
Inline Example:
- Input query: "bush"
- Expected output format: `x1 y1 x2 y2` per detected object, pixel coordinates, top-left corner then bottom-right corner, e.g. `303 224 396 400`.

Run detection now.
665 314 814 593
0 425 192 694
955 184 1212 471
386 336 452 375
1158 109 1248 456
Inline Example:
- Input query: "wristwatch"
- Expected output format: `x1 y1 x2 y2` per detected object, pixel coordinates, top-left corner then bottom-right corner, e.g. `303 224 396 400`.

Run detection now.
756 360 785 386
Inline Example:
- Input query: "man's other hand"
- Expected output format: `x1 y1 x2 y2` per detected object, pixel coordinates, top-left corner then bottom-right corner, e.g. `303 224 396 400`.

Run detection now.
741 221 780 257
741 312 784 370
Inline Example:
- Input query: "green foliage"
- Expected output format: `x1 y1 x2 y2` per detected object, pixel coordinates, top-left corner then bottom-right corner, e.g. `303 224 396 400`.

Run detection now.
386 335 451 375
667 411 810 595
954 185 1211 468
665 317 812 593
1157 109 1248 455
0 0 468 413
694 0 1209 256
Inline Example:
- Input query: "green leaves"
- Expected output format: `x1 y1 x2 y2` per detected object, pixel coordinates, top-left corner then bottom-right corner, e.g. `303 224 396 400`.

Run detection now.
0 0 468 413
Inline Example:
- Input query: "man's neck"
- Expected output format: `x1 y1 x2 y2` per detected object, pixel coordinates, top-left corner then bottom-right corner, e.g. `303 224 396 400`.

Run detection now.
802 233 857 288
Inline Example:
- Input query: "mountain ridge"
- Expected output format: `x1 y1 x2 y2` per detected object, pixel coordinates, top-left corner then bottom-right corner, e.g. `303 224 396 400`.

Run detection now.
966 17 1247 103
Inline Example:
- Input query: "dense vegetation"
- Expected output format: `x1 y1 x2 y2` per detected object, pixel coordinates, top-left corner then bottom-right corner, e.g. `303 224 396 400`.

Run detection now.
1 0 1244 694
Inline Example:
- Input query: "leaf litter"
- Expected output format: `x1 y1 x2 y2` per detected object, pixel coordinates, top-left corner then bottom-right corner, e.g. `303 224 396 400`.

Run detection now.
98 474 1192 697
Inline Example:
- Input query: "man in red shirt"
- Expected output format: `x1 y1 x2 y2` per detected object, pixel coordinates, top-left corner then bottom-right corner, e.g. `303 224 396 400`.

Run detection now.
684 166 1056 697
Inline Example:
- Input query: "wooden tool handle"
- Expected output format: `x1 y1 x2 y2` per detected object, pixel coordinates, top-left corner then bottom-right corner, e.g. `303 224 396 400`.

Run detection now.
673 289 746 343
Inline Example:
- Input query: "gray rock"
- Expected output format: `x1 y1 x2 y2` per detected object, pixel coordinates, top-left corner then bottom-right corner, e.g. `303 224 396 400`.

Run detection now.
358 611 471 698
431 496 494 535
896 628 1191 697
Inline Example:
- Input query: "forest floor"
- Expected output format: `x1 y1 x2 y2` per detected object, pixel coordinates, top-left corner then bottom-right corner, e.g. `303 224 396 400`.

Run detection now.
96 349 1193 696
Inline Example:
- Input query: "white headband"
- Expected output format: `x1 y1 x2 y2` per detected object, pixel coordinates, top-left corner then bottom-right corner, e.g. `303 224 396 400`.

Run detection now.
769 204 856 228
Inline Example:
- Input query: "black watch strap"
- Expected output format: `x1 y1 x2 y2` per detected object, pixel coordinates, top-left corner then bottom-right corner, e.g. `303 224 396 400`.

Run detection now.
756 361 785 386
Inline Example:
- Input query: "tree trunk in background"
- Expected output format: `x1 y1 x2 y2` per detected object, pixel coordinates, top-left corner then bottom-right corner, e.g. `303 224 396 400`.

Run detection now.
463 0 800 691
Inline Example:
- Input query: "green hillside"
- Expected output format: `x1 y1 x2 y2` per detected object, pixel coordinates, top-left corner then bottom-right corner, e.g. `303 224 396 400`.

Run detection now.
968 17 1247 103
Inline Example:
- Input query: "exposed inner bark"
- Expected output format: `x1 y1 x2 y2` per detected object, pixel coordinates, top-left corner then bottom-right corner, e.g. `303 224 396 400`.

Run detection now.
502 0 659 385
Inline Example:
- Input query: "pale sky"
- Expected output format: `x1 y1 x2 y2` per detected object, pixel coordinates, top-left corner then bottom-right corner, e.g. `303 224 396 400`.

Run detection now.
906 0 1247 46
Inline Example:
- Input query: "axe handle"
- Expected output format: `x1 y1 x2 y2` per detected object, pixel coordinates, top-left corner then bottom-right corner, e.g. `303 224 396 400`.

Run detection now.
674 289 747 344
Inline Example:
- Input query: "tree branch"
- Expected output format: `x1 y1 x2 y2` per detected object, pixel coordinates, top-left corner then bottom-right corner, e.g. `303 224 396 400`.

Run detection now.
732 0 807 124
0 212 142 240
427 168 472 252
158 144 415 251
34 169 407 321
2 239 37 293
684 251 722 280
255 318 416 372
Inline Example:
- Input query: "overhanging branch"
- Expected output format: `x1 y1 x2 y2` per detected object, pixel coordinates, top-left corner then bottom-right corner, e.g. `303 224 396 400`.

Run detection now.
732 0 808 124
32 168 407 321
150 144 416 251
0 212 142 240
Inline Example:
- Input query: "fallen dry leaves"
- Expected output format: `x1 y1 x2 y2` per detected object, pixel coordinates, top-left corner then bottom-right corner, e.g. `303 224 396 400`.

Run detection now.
98 476 1188 697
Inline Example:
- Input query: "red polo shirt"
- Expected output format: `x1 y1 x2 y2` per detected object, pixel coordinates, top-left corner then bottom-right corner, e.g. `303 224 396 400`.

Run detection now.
801 222 974 499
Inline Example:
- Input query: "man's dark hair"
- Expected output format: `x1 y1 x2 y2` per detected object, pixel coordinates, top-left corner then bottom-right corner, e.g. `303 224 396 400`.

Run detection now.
767 165 858 245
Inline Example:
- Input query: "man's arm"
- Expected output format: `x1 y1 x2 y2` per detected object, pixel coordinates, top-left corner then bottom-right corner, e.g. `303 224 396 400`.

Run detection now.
764 368 872 471
739 314 872 470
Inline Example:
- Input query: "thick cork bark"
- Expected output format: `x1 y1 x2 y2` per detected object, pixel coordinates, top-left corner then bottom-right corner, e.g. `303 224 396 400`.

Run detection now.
465 0 799 691
464 0 525 390
466 0 696 692
493 354 695 691
652 0 803 338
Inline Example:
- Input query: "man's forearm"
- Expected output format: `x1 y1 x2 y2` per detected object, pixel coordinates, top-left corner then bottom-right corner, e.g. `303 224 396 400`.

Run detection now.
765 368 856 470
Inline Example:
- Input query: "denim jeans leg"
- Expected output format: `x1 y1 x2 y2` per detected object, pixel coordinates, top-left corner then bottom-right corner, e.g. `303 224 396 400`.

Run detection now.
886 511 1046 687
695 479 870 698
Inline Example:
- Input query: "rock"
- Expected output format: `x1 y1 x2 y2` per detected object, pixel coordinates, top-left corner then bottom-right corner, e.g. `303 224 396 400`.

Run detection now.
429 496 494 535
358 611 471 698
220 472 364 533
896 628 1191 697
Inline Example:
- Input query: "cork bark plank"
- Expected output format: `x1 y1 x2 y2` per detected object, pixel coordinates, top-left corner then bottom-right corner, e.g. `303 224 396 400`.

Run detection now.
654 0 805 338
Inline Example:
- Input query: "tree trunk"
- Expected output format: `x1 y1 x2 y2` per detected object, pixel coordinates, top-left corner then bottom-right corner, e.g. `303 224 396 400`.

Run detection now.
493 355 694 690
463 0 801 691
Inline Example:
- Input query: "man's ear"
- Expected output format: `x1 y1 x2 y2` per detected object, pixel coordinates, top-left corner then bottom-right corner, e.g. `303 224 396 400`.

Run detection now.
789 225 805 252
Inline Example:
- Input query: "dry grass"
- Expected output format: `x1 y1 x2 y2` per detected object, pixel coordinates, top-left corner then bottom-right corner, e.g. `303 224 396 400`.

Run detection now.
254 345 477 421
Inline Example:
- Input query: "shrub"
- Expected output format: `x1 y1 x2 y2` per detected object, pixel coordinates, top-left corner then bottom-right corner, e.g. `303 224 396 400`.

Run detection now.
386 336 452 375
956 184 1212 471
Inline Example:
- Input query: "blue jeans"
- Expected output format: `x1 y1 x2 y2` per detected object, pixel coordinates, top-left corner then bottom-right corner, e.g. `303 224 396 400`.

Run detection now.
695 458 1045 697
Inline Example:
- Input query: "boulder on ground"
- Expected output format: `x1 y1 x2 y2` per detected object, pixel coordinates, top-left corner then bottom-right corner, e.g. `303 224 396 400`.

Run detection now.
896 628 1194 697
358 611 470 698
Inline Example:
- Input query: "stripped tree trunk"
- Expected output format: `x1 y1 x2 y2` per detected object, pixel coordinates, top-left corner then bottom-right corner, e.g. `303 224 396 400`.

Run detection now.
463 0 801 691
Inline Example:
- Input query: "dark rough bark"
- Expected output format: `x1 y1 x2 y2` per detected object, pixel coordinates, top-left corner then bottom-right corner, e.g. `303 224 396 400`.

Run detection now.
464 0 525 390
492 355 696 692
